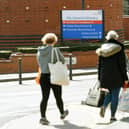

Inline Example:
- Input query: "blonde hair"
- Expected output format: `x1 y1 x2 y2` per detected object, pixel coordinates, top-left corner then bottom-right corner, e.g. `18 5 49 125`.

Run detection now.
105 30 119 40
41 33 58 45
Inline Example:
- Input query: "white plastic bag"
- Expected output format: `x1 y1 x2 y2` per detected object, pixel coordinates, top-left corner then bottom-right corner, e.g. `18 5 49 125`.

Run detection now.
118 88 129 112
48 48 69 86
85 81 106 107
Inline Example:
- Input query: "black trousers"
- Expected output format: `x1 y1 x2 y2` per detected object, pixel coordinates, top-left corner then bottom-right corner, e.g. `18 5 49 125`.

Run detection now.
39 73 64 118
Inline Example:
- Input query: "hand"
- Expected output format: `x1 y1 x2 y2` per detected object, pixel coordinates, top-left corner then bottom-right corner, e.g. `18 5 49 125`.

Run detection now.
123 80 129 91
124 80 129 85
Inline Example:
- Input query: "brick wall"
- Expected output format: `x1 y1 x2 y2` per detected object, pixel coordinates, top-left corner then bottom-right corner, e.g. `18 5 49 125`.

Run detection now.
0 51 98 74
1 50 129 74
0 0 124 37
85 0 123 31
123 16 129 40
0 0 82 35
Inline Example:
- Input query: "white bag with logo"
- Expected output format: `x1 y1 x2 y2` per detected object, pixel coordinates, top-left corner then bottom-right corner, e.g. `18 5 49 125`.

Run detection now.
48 48 69 86
118 88 129 112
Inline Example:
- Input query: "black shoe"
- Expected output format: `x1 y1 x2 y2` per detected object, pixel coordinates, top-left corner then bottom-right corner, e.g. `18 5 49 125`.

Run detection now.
40 117 50 125
100 106 106 118
60 110 69 119
110 117 117 123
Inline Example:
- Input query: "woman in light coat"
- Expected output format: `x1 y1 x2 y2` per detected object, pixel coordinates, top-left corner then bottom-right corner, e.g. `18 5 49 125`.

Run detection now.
37 33 68 125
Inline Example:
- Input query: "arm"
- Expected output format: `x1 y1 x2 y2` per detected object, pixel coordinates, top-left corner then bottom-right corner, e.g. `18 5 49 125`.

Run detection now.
118 49 128 81
98 56 101 81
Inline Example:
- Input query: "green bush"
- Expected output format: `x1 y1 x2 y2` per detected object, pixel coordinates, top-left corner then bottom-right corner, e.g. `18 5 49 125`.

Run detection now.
17 47 37 53
124 42 129 49
14 42 129 54
0 51 12 59
59 43 101 52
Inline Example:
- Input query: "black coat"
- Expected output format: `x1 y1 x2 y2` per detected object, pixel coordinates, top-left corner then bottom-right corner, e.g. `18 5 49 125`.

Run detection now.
98 39 128 89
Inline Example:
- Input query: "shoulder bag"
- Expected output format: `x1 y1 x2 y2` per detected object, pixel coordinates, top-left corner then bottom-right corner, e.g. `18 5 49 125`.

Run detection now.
48 48 69 86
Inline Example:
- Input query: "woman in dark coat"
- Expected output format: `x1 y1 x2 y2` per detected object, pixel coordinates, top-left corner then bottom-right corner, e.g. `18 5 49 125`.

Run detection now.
96 30 128 122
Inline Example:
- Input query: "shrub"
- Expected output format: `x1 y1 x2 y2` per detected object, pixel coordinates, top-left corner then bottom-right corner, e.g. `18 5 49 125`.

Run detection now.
0 50 12 59
14 42 129 54
17 47 37 53
59 43 101 52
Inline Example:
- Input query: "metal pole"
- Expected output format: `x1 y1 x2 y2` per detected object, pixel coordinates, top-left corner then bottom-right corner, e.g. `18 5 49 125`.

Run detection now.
18 58 22 84
69 53 72 80
81 0 85 44
82 0 85 10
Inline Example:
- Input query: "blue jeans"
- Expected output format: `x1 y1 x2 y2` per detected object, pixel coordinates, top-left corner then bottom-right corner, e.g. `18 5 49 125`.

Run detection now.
103 87 121 117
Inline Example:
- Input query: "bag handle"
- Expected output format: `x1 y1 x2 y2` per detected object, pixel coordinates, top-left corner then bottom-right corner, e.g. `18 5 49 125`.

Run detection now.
51 48 54 63
93 81 100 89
51 48 60 63
54 48 60 61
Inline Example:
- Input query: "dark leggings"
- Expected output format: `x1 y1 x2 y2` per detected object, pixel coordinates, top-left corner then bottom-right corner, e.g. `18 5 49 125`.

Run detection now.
39 73 64 118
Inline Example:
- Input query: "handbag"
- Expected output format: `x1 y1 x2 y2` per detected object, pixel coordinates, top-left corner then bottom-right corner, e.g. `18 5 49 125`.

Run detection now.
35 67 41 85
48 48 69 86
118 88 129 112
83 81 106 107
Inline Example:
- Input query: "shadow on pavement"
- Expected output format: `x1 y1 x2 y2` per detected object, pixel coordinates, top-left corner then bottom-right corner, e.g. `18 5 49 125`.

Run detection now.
96 122 111 125
120 117 129 123
53 120 90 129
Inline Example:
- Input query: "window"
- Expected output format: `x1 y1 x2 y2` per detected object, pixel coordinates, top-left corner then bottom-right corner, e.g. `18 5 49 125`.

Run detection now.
123 0 129 15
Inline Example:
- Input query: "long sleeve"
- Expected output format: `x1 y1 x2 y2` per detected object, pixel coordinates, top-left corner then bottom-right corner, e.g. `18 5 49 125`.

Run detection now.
118 49 128 81
98 56 101 81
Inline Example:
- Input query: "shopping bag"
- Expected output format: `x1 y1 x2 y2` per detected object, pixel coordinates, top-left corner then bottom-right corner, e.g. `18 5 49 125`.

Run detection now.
123 82 129 90
118 88 129 112
84 81 106 107
48 48 69 86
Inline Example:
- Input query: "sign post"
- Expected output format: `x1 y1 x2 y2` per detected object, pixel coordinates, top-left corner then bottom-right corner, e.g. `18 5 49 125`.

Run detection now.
82 0 85 9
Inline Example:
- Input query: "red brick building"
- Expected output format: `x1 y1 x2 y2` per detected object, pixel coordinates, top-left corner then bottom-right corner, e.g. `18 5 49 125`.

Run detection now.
0 0 129 49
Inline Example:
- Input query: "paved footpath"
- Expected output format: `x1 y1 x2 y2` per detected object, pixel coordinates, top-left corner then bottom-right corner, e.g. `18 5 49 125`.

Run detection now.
0 69 129 129
1 101 129 129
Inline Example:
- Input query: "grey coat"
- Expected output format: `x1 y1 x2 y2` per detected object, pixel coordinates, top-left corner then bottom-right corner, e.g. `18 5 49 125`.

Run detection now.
37 45 65 74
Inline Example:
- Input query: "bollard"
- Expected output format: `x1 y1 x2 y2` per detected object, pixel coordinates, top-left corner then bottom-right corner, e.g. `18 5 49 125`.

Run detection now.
69 53 72 80
18 58 22 84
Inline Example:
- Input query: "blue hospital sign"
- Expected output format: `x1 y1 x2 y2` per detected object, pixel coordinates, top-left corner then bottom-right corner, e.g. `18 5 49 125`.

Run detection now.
61 10 104 40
